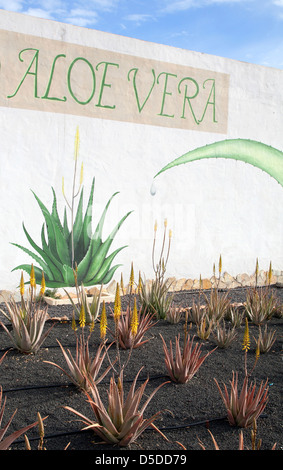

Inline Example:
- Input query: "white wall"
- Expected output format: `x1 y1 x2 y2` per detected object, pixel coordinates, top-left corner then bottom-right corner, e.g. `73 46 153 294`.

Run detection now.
0 10 282 290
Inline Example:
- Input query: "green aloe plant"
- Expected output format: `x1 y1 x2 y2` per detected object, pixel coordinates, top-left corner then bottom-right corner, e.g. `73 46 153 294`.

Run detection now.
11 128 132 288
11 181 131 287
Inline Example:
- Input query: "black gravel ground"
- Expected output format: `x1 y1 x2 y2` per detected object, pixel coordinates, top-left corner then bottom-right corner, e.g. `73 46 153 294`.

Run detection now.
0 286 282 460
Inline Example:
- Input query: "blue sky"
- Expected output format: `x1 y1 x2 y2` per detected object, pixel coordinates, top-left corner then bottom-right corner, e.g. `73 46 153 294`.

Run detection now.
0 0 283 69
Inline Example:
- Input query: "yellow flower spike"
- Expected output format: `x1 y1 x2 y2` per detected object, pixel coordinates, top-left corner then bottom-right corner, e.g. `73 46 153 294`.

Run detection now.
164 218 167 228
74 126 80 160
169 229 172 239
268 261 272 285
117 376 122 396
255 258 259 278
40 271 46 296
242 317 250 352
114 283 121 322
137 271 142 294
218 255 222 276
30 264 36 289
154 220 157 233
120 273 125 295
100 301 107 339
71 314 77 331
131 297 139 337
62 176 65 196
79 303 86 328
79 162 84 185
89 319 95 334
129 262 134 293
255 340 260 361
20 271 25 297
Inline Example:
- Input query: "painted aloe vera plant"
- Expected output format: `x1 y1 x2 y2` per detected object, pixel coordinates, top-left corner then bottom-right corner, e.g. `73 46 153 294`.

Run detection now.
12 128 132 287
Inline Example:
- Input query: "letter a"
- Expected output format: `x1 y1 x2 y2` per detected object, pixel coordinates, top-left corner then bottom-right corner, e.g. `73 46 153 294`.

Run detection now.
8 48 40 99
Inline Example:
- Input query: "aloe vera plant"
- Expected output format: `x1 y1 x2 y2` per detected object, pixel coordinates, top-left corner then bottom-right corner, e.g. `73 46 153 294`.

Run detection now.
0 290 54 354
44 335 113 392
65 368 168 446
11 180 132 287
214 372 269 428
12 128 132 288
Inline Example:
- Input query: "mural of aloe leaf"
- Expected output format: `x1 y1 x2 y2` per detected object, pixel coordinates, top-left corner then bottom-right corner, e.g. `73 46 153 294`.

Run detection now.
11 179 132 288
154 139 283 188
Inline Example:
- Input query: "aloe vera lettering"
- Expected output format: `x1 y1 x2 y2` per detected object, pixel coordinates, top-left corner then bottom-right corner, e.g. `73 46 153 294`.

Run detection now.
8 49 119 109
4 43 228 132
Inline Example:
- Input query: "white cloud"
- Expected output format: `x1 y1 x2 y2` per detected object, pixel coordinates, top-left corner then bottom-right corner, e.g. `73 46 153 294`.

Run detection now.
79 0 120 11
64 8 98 27
25 7 54 20
124 13 154 24
162 0 196 12
0 0 24 11
162 0 254 13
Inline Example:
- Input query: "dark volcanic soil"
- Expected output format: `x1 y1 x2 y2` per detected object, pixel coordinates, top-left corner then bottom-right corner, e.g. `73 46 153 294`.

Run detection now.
0 286 282 455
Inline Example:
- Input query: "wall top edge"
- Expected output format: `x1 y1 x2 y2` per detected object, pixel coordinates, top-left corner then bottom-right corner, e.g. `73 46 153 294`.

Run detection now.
0 9 282 74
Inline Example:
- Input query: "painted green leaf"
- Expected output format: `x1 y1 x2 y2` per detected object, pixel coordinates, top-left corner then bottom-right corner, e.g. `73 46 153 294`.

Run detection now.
32 191 71 266
154 139 283 187
100 264 122 285
51 187 65 235
85 246 127 285
83 210 133 284
81 177 95 251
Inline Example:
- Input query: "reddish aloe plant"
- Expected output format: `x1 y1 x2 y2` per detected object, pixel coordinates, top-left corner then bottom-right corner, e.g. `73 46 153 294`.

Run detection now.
44 334 113 392
160 333 216 384
109 305 157 350
214 372 269 428
65 367 168 446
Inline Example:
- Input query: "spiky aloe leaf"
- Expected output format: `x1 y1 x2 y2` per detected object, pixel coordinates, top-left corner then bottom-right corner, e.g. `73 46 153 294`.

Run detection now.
91 191 120 252
31 190 71 266
63 207 70 240
81 178 95 251
100 264 122 285
40 224 65 279
75 178 95 257
51 187 65 236
11 221 64 282
79 209 132 284
62 264 76 286
84 246 127 286
76 192 127 282
72 188 84 253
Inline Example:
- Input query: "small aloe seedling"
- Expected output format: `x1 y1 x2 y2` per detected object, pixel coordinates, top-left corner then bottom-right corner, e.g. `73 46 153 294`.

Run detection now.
253 324 277 354
212 321 237 348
